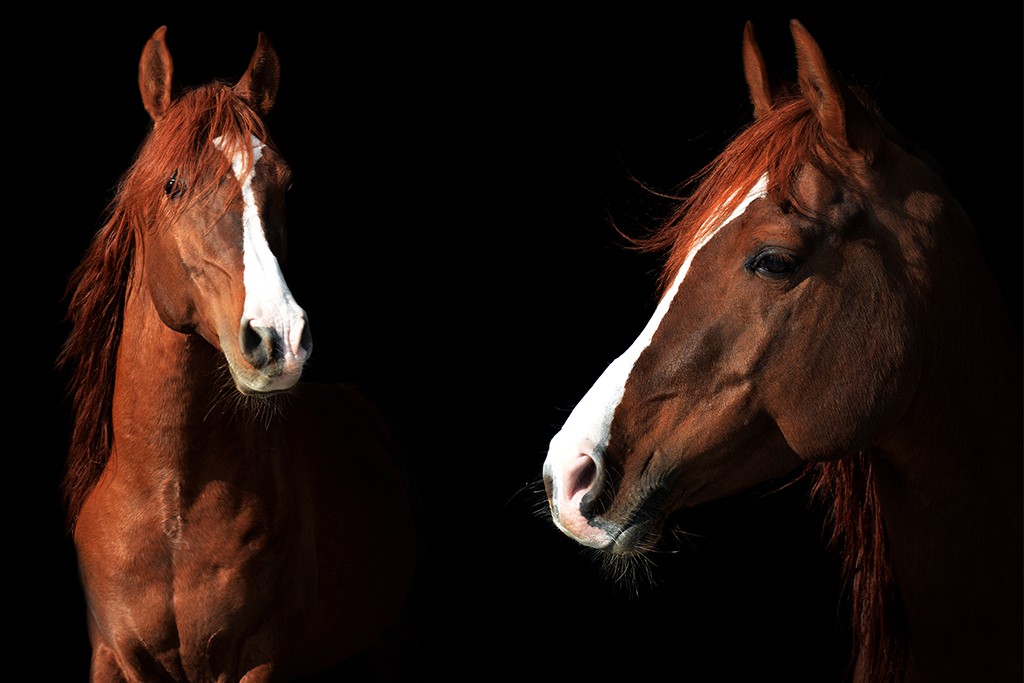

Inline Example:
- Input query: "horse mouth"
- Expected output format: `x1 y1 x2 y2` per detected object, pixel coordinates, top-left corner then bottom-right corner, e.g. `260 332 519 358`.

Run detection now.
226 356 304 396
601 486 672 556
602 519 662 556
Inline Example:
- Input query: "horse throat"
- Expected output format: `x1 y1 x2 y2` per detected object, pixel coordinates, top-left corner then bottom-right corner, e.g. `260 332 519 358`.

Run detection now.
109 279 294 526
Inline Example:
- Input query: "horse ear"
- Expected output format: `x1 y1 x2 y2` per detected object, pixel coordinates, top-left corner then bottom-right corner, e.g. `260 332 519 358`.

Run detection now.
791 19 880 156
742 21 774 119
139 26 174 122
234 33 280 117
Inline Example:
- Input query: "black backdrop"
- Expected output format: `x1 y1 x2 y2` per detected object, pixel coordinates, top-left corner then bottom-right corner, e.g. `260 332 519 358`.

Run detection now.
26 7 1020 681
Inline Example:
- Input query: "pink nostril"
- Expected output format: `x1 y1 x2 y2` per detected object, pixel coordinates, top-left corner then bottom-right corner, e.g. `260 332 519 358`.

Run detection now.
565 453 598 502
289 313 312 361
548 448 614 547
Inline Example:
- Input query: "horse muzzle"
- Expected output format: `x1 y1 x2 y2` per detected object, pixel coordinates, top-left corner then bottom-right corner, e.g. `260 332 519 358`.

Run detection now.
230 313 312 394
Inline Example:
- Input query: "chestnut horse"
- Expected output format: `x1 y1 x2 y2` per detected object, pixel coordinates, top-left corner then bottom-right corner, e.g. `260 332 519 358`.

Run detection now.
542 20 1021 683
59 28 415 681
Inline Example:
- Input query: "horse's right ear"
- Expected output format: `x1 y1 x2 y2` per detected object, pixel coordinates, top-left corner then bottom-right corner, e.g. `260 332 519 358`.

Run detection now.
139 26 174 122
742 21 773 119
791 19 881 157
234 33 280 118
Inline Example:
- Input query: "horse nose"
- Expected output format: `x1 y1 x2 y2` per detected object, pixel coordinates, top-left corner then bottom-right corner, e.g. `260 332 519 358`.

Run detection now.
240 314 311 370
543 439 612 547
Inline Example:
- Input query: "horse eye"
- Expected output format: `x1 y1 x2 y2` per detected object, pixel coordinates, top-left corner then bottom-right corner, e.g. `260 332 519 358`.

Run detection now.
748 250 800 278
164 171 186 199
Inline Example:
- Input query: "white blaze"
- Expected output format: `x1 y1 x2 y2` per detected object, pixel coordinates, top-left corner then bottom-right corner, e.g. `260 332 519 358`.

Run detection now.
544 176 768 538
214 134 308 364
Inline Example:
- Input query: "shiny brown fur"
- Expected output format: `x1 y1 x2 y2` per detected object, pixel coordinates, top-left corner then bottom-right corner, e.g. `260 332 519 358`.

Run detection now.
546 20 1021 683
59 28 415 682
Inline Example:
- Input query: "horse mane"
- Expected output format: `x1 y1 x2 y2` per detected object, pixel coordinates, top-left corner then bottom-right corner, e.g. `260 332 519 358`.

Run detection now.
811 454 906 683
58 82 271 532
630 94 908 681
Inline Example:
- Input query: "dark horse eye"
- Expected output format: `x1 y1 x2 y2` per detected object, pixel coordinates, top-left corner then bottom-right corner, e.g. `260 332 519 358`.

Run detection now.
748 249 800 278
164 171 186 199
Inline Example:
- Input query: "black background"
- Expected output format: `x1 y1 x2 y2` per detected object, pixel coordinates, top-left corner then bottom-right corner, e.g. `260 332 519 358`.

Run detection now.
24 6 1020 681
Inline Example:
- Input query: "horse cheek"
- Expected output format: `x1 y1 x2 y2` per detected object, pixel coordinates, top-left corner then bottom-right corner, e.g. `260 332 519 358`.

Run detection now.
144 232 198 335
771 272 911 460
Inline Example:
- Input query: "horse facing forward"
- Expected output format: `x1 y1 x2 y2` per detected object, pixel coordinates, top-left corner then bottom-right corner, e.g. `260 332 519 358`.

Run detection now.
543 20 1022 682
60 28 416 681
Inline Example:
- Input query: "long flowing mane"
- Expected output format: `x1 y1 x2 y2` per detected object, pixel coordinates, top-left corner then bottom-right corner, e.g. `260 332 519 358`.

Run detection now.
58 82 271 531
631 94 907 681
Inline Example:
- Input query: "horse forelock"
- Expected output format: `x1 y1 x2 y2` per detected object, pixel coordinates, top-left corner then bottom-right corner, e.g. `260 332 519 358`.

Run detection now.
58 82 272 531
129 83 272 225
632 96 862 297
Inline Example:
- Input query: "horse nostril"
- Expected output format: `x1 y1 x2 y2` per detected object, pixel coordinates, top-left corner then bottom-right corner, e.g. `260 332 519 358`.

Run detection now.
298 315 312 358
568 456 597 500
241 320 279 369
561 450 603 519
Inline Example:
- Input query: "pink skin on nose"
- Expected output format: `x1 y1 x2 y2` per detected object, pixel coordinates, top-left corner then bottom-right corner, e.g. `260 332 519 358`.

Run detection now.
545 437 613 548
556 452 600 538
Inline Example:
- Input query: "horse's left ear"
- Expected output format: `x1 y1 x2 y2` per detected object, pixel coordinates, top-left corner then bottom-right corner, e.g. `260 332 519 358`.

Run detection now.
234 32 280 117
139 26 174 122
743 21 774 119
791 19 881 157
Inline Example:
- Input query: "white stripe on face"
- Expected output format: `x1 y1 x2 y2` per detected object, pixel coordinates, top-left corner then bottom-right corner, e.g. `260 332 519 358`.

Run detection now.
214 134 308 364
544 176 768 491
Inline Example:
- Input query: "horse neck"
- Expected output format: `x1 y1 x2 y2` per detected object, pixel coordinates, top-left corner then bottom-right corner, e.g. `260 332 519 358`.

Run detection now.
871 227 1023 679
110 268 286 492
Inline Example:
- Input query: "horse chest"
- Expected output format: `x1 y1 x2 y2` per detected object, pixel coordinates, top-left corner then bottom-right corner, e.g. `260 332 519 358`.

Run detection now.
76 473 316 678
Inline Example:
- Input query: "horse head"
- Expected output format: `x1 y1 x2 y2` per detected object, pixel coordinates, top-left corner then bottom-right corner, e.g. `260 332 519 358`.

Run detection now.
134 27 310 395
543 20 935 555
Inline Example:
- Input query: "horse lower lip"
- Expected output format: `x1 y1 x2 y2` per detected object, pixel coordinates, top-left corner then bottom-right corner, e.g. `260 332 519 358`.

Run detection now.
610 524 642 555
233 366 302 395
239 385 287 397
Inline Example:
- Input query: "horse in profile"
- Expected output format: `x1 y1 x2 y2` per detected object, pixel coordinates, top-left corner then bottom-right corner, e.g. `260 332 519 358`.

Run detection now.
59 27 415 681
542 20 1021 682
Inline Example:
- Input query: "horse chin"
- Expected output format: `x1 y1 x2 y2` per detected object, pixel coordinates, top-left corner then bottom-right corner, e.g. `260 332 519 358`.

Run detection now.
608 522 661 555
600 485 673 556
227 361 303 397
588 518 665 558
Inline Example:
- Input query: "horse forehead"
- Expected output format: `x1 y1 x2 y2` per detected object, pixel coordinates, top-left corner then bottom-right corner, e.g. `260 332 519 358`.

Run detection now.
213 134 266 175
791 163 848 211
